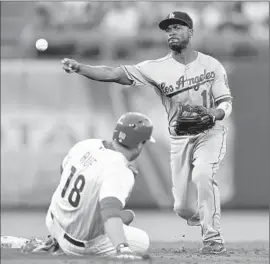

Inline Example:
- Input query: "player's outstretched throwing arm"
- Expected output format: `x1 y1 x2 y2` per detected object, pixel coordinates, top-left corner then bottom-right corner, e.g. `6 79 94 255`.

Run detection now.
61 58 132 85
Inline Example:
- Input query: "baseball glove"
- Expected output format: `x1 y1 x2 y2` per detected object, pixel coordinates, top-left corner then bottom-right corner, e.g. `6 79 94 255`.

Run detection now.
174 104 216 136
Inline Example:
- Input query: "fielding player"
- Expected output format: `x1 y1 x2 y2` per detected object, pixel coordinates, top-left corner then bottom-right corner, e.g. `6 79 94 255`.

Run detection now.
61 11 232 254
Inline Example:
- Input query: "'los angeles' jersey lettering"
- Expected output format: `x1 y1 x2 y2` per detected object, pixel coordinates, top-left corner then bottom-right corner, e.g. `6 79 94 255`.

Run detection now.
159 69 215 97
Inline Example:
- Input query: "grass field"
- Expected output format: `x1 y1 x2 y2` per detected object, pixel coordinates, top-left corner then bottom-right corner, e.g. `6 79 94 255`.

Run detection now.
1 210 269 264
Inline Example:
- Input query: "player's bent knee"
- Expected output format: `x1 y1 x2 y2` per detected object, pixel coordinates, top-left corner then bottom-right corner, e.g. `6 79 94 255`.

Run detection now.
124 225 150 255
174 207 195 220
192 165 215 184
132 229 150 255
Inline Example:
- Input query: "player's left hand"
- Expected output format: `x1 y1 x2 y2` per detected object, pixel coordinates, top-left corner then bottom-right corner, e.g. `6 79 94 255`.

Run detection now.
174 104 216 135
193 106 216 123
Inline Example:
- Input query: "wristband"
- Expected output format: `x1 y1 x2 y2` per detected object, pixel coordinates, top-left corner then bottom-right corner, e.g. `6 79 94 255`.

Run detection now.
216 101 232 119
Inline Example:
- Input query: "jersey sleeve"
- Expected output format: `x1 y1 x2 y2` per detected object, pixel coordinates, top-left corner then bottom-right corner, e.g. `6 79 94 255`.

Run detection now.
99 166 135 208
211 61 232 103
62 154 69 168
120 61 157 88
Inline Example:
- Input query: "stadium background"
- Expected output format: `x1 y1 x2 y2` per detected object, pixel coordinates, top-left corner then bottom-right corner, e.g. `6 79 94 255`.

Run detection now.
1 3 269 263
1 0 269 217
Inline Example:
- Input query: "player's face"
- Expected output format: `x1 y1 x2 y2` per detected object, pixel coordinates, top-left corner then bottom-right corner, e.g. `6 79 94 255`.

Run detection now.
165 24 192 52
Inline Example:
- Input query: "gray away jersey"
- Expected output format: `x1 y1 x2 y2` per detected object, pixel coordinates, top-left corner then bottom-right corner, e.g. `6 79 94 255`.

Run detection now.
121 52 232 135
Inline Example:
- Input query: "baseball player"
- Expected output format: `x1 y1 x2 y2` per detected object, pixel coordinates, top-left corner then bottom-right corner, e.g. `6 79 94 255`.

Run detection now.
61 11 232 254
14 112 154 259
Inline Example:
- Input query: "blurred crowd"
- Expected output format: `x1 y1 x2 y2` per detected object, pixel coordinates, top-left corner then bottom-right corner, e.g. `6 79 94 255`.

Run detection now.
18 2 269 59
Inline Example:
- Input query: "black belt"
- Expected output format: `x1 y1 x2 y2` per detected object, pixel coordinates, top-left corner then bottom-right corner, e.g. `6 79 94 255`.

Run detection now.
172 130 200 136
50 212 85 248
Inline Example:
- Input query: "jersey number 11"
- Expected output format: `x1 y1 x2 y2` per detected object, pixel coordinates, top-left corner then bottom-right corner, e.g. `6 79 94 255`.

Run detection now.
201 90 214 108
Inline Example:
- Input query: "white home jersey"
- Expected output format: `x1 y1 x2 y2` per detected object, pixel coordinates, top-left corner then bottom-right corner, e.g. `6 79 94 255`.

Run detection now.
121 52 232 135
48 139 135 242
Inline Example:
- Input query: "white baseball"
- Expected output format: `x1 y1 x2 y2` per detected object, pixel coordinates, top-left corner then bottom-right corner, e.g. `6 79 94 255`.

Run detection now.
35 39 48 51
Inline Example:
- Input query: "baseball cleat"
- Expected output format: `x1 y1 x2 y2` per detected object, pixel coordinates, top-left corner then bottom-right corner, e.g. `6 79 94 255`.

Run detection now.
200 241 227 255
20 238 44 253
20 236 60 254
1 236 33 249
120 210 135 226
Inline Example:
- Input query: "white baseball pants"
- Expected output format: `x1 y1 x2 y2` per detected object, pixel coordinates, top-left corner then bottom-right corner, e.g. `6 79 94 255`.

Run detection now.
45 211 149 256
170 126 227 243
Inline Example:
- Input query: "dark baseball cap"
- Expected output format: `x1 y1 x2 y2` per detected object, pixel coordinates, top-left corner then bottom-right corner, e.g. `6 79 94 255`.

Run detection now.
159 11 193 30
